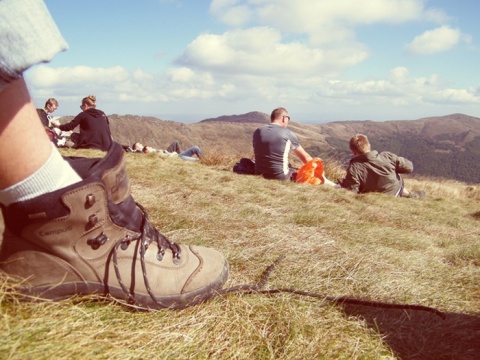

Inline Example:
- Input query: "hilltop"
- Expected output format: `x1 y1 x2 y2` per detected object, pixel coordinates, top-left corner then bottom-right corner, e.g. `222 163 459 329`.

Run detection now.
1 146 479 359
58 112 480 183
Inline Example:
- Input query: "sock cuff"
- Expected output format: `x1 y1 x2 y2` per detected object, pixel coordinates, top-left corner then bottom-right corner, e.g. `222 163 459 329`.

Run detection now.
0 144 81 206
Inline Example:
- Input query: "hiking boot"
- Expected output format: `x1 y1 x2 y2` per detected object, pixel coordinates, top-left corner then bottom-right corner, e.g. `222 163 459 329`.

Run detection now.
0 142 228 310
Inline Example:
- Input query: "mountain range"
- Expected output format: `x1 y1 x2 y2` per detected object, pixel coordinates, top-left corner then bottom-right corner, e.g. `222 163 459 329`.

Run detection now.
59 112 480 183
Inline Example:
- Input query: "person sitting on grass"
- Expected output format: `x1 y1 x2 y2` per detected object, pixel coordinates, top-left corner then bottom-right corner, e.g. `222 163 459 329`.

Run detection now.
54 95 112 151
37 97 60 128
338 134 425 198
253 107 337 186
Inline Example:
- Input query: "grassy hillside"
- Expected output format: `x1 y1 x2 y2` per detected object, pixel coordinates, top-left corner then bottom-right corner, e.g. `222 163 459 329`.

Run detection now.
1 148 479 359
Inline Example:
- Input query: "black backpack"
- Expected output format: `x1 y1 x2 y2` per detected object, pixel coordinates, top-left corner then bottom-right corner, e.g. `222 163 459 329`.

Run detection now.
233 158 256 175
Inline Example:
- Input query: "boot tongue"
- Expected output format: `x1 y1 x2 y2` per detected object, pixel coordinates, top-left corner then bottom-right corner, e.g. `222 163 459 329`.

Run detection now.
100 154 131 205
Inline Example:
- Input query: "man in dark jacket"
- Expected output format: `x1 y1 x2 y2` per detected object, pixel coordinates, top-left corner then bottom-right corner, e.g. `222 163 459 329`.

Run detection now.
36 98 59 128
339 134 423 198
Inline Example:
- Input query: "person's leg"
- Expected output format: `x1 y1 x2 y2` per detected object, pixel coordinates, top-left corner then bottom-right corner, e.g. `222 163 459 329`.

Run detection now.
0 79 82 206
0 0 228 310
166 141 181 153
0 88 228 310
179 146 203 161
0 78 53 189
0 82 228 308
321 172 340 188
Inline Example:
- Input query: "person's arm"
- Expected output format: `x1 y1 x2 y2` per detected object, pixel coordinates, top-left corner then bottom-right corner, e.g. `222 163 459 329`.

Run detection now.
293 145 313 164
58 113 82 131
395 156 413 174
339 165 360 193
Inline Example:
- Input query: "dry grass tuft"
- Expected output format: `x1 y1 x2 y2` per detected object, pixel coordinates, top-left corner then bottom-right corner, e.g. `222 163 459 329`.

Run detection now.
200 148 240 168
1 148 479 359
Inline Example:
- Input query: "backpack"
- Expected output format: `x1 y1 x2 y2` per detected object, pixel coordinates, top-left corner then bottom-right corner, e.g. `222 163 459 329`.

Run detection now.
295 158 325 185
233 158 256 175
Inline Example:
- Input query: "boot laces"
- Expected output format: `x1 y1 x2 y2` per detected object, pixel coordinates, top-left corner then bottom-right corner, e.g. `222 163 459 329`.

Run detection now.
112 202 181 308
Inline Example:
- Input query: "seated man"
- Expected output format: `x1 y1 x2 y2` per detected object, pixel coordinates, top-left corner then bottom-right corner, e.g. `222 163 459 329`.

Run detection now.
36 97 60 128
253 107 312 181
339 134 423 198
132 141 203 161
37 97 66 147
252 107 337 187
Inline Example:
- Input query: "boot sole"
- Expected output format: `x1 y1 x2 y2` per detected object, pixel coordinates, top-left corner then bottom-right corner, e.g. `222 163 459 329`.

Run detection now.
5 260 229 310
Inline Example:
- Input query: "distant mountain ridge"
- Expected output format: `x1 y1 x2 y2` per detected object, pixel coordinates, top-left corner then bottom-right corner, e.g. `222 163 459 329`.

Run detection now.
200 111 269 124
58 112 480 183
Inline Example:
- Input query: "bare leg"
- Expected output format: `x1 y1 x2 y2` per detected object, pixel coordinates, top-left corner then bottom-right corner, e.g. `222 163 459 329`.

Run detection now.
0 78 81 205
0 78 52 189
323 175 340 188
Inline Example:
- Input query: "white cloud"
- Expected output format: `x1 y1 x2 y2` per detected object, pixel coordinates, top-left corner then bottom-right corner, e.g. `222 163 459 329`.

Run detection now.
406 26 461 55
210 0 437 44
423 88 480 104
168 67 196 82
184 0 456 84
210 0 252 26
177 27 368 77
168 67 215 87
28 65 130 87
423 7 451 24
25 1 479 120
25 62 480 121
389 66 409 83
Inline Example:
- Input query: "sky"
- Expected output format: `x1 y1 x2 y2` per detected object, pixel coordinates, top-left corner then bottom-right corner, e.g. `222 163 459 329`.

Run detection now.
26 0 480 123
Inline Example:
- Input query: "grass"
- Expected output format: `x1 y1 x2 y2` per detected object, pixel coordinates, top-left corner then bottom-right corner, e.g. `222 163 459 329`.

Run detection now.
1 148 479 359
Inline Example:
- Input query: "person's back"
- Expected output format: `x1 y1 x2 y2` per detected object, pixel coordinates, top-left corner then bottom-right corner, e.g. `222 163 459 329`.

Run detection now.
344 150 412 195
253 107 310 181
253 123 299 180
340 134 413 196
58 95 112 151
75 108 112 150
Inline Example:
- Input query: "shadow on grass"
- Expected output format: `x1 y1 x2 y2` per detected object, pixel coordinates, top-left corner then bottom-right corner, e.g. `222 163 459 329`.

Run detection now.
340 302 480 360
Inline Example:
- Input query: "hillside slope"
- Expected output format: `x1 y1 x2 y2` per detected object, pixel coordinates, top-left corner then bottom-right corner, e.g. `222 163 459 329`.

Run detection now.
1 147 479 359
58 113 480 183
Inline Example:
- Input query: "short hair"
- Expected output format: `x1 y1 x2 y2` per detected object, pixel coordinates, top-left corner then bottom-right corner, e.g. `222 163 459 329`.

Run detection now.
349 134 371 154
82 95 96 108
44 98 58 108
270 107 287 122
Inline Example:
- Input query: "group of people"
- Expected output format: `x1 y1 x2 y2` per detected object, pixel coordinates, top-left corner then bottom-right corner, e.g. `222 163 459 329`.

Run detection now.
0 0 423 314
253 107 424 198
37 97 203 162
38 97 419 198
37 95 113 151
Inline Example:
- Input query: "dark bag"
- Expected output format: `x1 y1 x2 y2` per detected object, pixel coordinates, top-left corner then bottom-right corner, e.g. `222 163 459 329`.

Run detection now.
233 158 256 175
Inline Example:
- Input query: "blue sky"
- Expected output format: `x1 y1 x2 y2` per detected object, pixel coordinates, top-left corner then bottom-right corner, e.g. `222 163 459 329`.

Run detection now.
26 0 480 123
